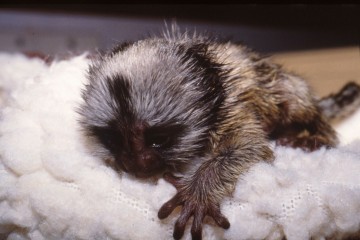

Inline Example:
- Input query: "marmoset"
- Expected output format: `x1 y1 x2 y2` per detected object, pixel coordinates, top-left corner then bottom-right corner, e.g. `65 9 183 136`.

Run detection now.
78 27 360 240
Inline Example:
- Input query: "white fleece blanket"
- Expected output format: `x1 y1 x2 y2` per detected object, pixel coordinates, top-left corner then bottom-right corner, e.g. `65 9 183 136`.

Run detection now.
0 53 360 240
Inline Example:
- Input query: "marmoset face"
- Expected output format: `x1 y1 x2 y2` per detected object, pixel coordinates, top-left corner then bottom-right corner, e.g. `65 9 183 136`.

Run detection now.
79 38 225 177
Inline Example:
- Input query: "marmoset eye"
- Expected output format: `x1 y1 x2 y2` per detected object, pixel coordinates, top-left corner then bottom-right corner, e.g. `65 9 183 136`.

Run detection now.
90 126 121 152
147 134 170 148
144 123 186 149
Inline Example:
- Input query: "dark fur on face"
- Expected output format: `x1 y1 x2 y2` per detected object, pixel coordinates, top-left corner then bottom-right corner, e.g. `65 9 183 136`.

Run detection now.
78 27 360 240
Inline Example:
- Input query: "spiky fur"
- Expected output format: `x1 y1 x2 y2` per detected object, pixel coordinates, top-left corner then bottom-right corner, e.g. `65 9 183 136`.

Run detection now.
78 27 359 240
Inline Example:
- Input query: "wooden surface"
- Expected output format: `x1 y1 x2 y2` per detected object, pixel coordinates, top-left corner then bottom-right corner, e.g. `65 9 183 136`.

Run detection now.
272 46 360 97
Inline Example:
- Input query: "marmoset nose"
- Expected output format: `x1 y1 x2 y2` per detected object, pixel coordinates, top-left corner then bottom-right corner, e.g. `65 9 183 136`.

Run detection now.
134 152 164 177
139 153 157 170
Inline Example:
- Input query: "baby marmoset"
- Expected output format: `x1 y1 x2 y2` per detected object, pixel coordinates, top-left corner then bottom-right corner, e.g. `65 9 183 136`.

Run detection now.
78 28 360 240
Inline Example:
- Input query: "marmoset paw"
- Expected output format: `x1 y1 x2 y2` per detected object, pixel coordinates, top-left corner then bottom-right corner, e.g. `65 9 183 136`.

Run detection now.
158 173 230 240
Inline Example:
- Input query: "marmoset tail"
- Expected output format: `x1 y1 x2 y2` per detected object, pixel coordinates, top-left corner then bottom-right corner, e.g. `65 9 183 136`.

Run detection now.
78 26 360 240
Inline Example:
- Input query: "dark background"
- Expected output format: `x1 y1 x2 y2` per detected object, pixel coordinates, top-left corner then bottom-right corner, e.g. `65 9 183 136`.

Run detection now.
0 4 359 54
30 4 359 30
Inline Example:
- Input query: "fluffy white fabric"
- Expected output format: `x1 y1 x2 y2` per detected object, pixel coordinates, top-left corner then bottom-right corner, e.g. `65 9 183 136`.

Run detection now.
0 53 360 240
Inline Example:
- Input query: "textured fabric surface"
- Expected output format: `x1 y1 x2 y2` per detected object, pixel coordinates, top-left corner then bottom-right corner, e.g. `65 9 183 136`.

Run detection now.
0 53 359 240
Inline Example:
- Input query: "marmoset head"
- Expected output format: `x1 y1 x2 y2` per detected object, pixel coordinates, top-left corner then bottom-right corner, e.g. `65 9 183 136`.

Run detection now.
78 36 225 178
